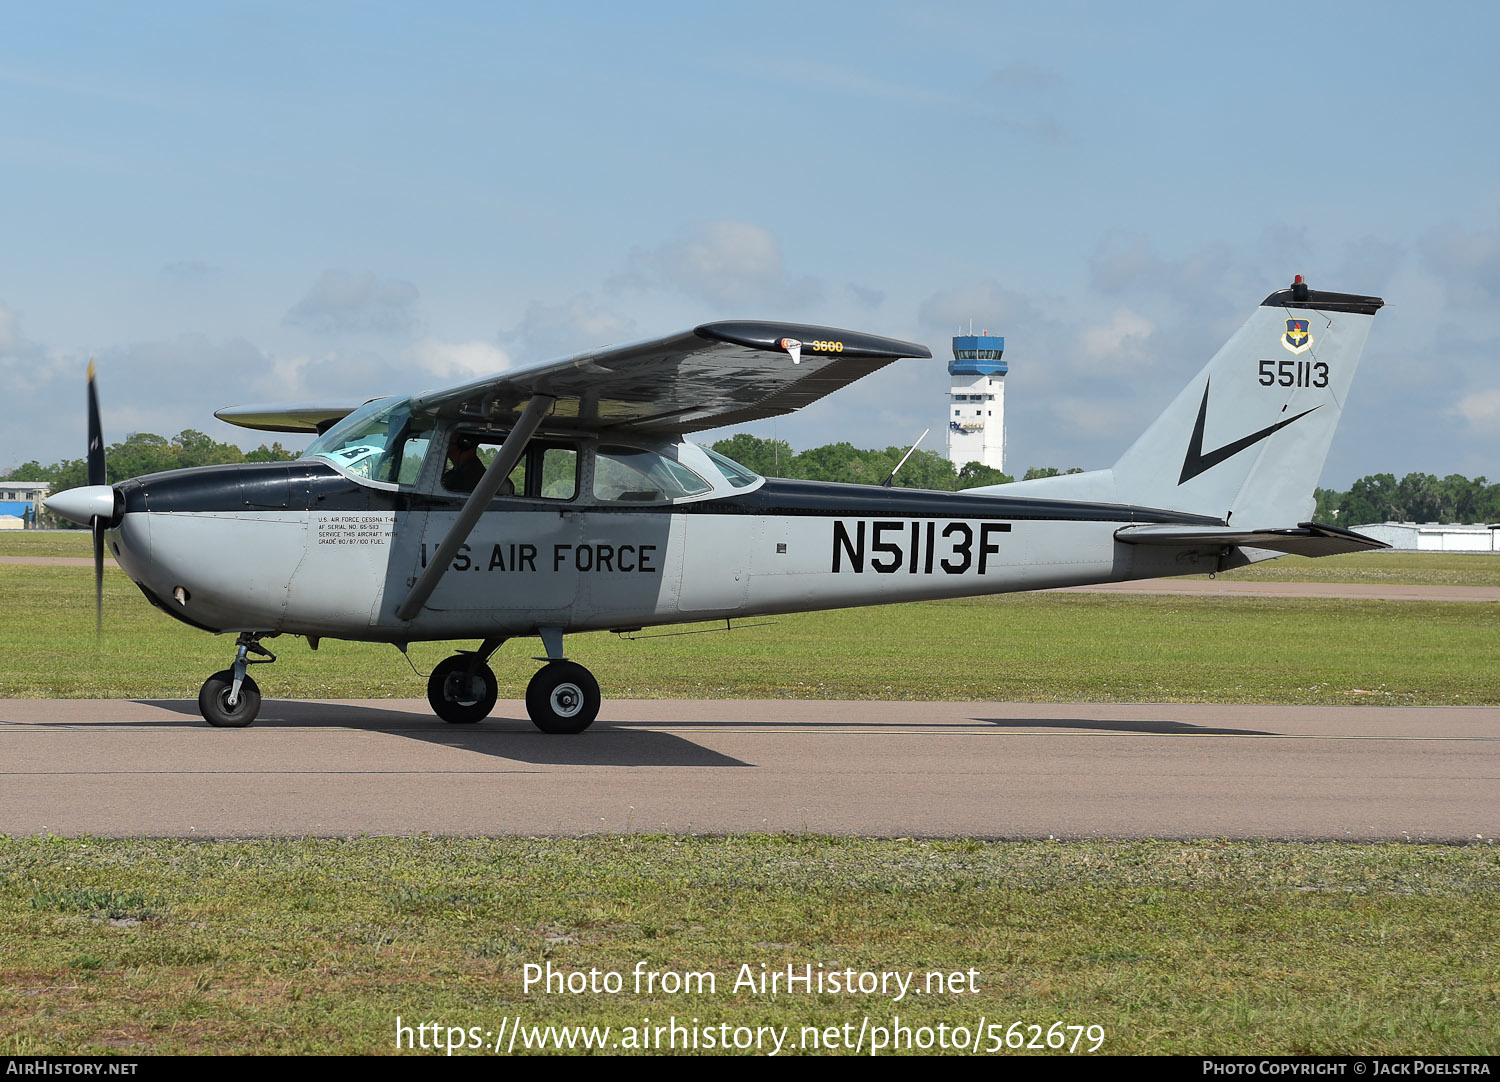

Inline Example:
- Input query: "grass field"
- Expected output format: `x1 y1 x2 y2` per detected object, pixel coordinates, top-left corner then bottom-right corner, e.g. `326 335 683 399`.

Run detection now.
0 531 98 558
1203 550 1500 587
3 536 1497 1056
2 560 1497 705
1 837 1496 1056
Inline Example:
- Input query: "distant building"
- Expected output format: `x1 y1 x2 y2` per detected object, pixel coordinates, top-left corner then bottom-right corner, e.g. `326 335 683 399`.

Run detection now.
1353 522 1500 553
0 480 50 528
946 332 1006 471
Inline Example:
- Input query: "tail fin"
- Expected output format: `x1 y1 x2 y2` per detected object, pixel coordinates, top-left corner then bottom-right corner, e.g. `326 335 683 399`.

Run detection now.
992 279 1383 527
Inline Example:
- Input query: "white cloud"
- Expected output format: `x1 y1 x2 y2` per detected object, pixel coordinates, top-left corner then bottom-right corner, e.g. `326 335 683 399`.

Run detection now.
918 280 1048 337
1078 307 1155 368
284 270 421 335
503 294 636 362
1089 230 1159 294
618 221 823 311
1047 396 1138 443
410 338 510 381
1453 389 1500 432
652 221 778 303
0 304 68 395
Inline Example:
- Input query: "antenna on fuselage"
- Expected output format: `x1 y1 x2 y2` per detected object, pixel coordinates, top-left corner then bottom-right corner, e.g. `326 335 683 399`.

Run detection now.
881 428 930 488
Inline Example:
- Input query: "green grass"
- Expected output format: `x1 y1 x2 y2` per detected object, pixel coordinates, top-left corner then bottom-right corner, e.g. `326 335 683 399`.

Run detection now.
0 836 1495 1055
2 564 1497 704
1202 551 1500 587
0 531 94 558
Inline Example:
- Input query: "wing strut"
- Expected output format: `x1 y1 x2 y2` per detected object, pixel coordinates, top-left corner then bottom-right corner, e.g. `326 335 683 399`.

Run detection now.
394 395 556 621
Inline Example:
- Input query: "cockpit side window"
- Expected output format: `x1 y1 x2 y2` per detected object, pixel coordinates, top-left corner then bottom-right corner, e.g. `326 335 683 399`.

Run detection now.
440 432 578 500
391 431 432 486
593 445 712 503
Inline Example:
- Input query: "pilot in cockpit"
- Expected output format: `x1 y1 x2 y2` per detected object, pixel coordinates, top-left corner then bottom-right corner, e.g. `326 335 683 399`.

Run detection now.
442 433 514 495
442 434 486 492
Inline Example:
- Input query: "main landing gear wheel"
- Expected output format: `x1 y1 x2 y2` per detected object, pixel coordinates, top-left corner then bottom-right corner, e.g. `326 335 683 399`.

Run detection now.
428 655 499 724
199 670 261 728
525 662 600 734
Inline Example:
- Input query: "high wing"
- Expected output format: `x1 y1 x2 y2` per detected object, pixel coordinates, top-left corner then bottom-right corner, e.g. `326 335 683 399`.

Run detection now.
216 321 931 436
412 321 930 433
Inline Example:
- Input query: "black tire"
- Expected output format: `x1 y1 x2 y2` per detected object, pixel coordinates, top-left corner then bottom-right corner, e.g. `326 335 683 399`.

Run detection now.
525 662 600 734
427 655 498 724
199 670 261 728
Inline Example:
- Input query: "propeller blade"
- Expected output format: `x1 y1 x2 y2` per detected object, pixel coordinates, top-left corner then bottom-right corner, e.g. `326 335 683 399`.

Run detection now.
93 516 104 643
87 358 105 488
86 359 106 644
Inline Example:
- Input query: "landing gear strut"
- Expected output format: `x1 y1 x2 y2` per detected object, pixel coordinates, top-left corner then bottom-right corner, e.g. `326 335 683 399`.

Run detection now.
199 633 276 728
427 638 503 724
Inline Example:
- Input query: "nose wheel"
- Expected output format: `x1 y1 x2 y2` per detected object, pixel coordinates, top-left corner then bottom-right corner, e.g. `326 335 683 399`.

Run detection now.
198 633 275 727
199 670 261 728
526 661 600 734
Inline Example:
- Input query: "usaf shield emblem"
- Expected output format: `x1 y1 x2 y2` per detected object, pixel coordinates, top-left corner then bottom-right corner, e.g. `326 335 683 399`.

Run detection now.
1283 318 1313 354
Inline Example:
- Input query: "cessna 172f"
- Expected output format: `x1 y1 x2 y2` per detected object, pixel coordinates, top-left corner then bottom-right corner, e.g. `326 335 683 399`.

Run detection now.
45 277 1385 733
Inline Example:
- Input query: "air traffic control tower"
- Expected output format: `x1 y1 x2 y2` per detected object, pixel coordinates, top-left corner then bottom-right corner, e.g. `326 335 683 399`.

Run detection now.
945 332 1006 471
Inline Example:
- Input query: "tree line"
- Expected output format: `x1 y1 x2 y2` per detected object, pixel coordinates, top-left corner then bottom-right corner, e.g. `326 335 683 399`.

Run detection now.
7 429 1496 525
707 433 1082 490
712 437 1500 523
1314 473 1500 525
6 430 298 493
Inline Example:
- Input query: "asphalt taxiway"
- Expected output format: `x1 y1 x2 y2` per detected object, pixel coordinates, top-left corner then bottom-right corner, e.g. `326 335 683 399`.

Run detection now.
1 697 1494 841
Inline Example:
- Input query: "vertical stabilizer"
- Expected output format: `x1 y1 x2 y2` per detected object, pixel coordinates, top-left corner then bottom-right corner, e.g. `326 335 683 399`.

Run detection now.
983 279 1383 527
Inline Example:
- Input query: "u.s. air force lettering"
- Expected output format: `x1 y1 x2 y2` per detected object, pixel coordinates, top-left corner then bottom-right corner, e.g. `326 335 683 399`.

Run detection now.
420 542 660 574
832 520 1012 575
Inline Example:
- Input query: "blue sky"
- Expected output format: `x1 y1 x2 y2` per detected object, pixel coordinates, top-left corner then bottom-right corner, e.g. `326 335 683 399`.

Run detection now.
3 1 1498 487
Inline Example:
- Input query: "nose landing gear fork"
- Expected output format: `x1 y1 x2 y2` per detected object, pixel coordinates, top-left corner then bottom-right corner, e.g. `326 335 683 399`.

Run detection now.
198 633 277 728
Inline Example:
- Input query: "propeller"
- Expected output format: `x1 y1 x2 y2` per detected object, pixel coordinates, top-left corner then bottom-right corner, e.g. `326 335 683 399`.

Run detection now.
42 360 117 644
86 359 106 641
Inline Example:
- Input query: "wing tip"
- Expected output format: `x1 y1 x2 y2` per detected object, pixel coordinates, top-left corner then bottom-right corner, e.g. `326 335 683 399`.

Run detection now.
697 320 931 360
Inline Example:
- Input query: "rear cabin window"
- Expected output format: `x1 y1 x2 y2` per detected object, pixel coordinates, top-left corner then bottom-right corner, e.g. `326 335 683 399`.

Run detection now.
593 446 712 503
699 445 762 489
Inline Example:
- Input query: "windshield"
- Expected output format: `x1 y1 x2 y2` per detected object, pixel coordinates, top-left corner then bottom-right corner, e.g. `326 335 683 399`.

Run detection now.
302 396 433 485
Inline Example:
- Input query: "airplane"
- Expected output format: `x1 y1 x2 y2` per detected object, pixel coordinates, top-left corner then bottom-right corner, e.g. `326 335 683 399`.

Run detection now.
45 276 1386 733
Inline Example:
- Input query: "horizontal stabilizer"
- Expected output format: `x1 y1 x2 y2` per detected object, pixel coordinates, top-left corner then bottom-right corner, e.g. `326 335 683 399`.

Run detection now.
1115 521 1389 557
